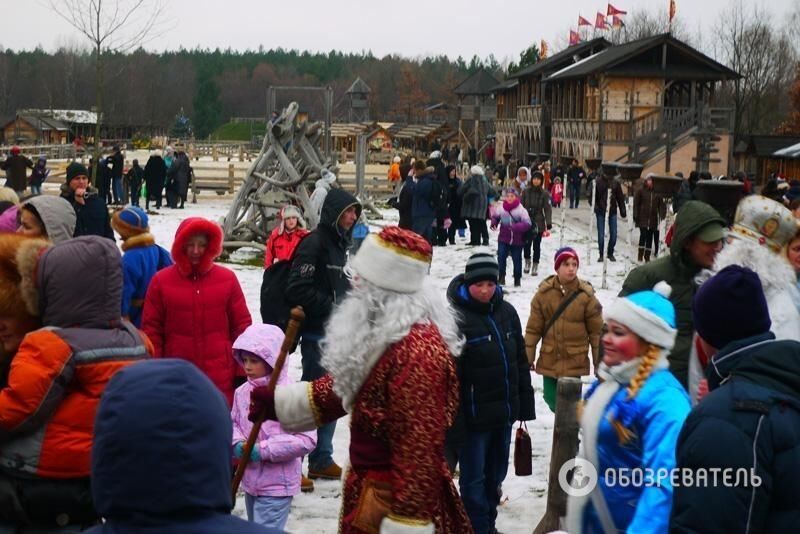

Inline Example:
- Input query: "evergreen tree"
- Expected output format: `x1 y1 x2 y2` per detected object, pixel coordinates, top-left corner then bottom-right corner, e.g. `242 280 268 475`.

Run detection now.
507 43 540 75
193 71 222 138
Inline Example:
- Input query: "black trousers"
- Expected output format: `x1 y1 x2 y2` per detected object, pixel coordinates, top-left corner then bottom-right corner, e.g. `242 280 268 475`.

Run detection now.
523 230 543 263
468 218 489 245
638 228 660 255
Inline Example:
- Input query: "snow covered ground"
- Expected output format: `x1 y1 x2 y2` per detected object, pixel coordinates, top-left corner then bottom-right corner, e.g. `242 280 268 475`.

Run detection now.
146 195 640 533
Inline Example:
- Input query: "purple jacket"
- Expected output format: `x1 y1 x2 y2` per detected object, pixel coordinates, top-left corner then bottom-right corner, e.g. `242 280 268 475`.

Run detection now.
491 197 531 246
231 324 316 497
0 205 17 232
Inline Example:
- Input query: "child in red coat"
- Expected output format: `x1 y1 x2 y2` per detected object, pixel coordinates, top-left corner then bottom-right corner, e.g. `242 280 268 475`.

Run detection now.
264 205 309 267
550 177 563 208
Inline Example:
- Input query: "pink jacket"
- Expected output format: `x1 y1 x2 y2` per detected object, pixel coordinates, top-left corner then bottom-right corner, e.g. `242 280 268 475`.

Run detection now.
491 197 531 246
231 324 316 497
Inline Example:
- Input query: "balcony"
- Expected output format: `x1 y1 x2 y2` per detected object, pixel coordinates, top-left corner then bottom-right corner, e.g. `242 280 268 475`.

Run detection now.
552 119 599 143
517 105 545 126
495 118 517 136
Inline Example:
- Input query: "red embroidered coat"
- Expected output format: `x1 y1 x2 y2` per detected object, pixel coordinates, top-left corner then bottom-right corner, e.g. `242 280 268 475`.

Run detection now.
276 323 471 533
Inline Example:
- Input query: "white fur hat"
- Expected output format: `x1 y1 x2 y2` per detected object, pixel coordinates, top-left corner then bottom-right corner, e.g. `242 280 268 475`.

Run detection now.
393 156 401 163
350 227 432 293
604 281 677 350
470 164 484 176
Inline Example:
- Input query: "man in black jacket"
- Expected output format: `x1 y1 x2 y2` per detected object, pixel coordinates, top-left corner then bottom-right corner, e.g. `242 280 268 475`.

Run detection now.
109 145 124 205
567 159 585 209
144 151 167 210
671 265 800 533
60 161 113 240
286 187 361 485
592 172 627 262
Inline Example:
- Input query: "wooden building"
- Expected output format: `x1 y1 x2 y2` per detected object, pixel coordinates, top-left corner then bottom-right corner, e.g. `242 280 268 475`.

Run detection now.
771 142 800 179
454 68 499 154
494 34 740 176
1 114 70 145
346 78 371 122
734 135 800 184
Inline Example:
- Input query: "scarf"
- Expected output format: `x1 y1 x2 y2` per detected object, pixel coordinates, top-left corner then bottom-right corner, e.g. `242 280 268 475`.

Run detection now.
565 352 669 533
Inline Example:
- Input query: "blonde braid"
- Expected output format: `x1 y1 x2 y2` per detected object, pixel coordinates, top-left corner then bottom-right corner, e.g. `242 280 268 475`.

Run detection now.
610 343 661 445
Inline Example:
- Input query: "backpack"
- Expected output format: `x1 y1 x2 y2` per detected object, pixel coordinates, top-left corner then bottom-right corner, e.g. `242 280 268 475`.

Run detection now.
260 234 308 332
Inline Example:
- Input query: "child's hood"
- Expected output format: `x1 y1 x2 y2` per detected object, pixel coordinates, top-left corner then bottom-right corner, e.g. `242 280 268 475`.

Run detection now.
232 323 288 383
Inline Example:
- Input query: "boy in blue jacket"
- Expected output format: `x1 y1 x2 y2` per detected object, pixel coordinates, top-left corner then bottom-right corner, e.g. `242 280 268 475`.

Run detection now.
111 206 172 327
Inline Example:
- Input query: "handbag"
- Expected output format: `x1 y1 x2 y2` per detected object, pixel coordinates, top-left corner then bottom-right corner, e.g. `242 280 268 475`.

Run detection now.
514 421 532 476
352 478 394 534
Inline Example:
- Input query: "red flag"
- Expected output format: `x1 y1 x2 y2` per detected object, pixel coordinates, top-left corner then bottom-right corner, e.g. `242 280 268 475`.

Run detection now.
578 15 592 26
595 12 608 29
612 15 625 28
569 30 581 46
607 3 627 16
669 0 677 22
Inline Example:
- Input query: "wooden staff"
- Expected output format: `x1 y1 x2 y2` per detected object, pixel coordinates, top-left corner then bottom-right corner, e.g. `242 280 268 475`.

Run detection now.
231 307 305 500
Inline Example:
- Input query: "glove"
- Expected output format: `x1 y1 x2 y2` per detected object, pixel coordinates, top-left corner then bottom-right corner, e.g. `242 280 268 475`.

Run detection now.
248 386 277 423
546 224 553 231
233 442 261 462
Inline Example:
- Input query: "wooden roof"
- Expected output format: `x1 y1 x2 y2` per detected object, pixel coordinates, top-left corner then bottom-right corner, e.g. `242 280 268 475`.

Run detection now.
735 135 800 157
346 77 371 94
510 37 611 80
394 123 451 140
454 68 500 96
545 34 740 82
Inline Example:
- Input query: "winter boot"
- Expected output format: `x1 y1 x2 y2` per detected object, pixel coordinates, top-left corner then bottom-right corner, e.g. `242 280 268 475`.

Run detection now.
608 254 617 262
524 258 532 274
644 250 652 263
301 475 315 492
637 247 645 262
531 262 539 276
308 462 343 480
499 275 506 286
514 277 521 287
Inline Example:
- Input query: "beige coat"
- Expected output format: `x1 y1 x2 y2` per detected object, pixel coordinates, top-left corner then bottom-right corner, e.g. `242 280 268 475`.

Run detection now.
525 275 603 377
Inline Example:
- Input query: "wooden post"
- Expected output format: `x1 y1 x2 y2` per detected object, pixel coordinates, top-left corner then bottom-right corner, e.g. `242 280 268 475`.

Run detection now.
239 145 244 162
587 180 596 261
228 163 235 193
355 135 366 198
533 377 583 534
212 145 218 162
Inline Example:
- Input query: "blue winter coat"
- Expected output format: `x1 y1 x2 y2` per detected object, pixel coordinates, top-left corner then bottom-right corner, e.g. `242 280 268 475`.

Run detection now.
412 173 438 219
88 359 280 533
671 333 800 533
120 238 173 327
583 368 690 533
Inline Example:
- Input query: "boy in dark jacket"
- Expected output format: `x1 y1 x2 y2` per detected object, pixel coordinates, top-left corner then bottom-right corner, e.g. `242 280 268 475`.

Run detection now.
592 172 627 262
447 253 535 534
671 265 800 533
520 171 552 275
126 159 145 207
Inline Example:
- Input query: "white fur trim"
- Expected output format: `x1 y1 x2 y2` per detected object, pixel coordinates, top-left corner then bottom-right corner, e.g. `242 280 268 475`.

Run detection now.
604 298 676 350
470 164 484 176
380 516 434 534
351 234 430 293
274 382 317 432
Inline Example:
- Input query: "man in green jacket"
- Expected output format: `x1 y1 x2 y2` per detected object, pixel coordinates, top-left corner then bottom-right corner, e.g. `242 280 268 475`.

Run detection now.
619 200 726 388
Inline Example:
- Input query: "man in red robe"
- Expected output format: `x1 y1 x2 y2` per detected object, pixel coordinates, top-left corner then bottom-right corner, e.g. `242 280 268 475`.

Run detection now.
250 226 472 533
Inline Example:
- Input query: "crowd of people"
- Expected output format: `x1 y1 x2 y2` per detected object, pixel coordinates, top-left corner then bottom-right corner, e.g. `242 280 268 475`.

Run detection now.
1 143 799 534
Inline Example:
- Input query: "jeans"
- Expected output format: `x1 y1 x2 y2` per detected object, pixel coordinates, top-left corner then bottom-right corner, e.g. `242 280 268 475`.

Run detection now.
638 228 660 255
459 426 512 534
497 241 522 281
112 176 123 204
412 216 435 245
468 218 489 246
523 230 543 263
29 185 41 195
300 337 336 471
596 213 618 257
569 183 581 208
245 494 292 530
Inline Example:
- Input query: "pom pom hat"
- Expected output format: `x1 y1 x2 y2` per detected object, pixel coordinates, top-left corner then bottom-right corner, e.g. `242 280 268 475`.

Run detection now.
350 226 432 293
604 281 677 350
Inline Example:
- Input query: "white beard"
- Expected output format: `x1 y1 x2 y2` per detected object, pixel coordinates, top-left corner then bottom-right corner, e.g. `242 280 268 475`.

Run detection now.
319 277 464 410
714 238 796 295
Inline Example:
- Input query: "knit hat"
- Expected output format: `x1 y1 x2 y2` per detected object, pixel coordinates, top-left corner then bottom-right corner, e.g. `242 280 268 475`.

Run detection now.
66 161 89 184
604 281 677 350
464 253 499 285
350 226 432 293
693 265 770 349
729 195 797 253
554 247 579 271
111 206 149 240
470 164 484 176
278 204 307 234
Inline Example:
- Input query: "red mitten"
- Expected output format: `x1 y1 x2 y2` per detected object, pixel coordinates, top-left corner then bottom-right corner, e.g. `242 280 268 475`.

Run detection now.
248 386 278 423
542 230 551 238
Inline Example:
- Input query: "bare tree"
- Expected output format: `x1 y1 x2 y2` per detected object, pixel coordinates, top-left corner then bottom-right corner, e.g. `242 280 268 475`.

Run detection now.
713 0 797 136
47 0 168 182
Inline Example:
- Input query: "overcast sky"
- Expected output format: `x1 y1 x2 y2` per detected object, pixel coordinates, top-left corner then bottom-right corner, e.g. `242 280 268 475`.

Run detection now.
1 0 796 62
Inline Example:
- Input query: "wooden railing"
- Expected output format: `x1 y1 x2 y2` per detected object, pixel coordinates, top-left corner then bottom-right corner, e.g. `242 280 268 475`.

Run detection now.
551 119 599 143
517 105 544 126
495 119 517 136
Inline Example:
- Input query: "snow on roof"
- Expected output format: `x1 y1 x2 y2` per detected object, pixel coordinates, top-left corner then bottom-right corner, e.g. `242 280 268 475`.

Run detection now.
21 109 98 124
774 142 800 159
545 49 609 80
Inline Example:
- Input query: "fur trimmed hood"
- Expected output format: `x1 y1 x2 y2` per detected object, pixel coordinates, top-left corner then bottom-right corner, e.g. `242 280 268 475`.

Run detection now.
0 234 48 319
171 217 223 276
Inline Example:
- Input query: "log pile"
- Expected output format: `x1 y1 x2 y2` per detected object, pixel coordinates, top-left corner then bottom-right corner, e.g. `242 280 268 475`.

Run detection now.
222 102 337 250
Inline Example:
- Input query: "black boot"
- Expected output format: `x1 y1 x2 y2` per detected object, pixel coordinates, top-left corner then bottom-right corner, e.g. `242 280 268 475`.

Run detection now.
499 275 506 286
514 277 521 287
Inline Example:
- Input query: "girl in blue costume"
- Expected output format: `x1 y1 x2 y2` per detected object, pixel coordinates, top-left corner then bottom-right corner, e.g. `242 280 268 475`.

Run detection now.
566 281 690 533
